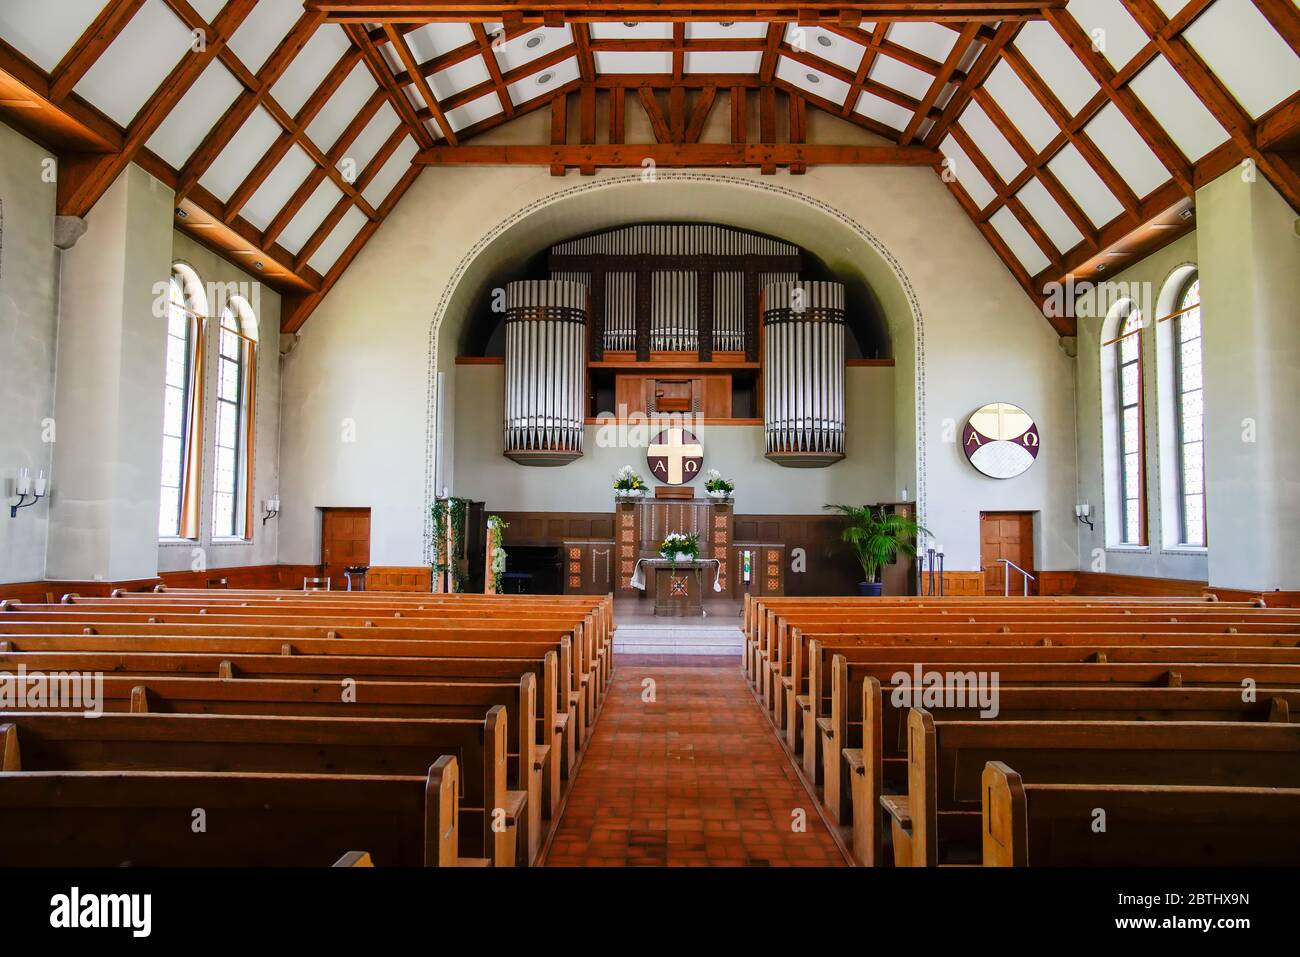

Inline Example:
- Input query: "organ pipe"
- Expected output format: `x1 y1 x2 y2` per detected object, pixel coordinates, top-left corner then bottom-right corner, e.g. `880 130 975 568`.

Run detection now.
503 280 587 466
762 280 847 467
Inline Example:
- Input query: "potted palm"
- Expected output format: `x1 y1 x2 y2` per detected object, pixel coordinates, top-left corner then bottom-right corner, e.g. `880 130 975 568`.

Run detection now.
824 504 929 596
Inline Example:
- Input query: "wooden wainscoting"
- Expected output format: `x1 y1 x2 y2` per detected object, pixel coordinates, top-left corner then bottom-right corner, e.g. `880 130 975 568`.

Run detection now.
366 566 433 592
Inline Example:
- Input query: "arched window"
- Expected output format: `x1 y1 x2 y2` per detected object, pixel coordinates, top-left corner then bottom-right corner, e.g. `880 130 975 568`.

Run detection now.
212 296 258 540
1106 301 1146 545
159 264 206 539
1170 276 1205 546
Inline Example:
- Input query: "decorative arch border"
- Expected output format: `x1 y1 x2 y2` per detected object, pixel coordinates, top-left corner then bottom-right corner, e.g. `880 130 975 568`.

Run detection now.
421 172 928 561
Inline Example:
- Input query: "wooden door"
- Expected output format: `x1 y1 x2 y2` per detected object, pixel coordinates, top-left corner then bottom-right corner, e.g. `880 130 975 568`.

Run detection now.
321 508 371 589
980 512 1035 596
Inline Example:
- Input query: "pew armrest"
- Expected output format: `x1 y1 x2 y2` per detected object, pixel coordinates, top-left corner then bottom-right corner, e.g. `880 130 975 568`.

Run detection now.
879 794 912 829
816 716 834 738
795 694 810 713
534 743 551 773
504 790 528 824
843 748 865 776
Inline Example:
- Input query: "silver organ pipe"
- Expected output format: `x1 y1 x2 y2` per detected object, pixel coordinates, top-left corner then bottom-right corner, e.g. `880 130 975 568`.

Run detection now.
503 280 587 466
762 280 847 467
548 224 799 354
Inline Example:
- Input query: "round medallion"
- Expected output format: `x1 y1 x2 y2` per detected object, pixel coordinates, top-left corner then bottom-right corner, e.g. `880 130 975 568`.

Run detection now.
646 428 704 485
962 402 1039 479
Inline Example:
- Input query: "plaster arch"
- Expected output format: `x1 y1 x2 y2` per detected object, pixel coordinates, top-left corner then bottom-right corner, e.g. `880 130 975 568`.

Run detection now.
421 172 928 559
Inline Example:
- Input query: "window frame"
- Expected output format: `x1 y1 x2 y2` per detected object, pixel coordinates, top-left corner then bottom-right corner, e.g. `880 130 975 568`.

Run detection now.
1108 304 1147 547
211 297 258 542
1169 276 1206 548
159 265 206 541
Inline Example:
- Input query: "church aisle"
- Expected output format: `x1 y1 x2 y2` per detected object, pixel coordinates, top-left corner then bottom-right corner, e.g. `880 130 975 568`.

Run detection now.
544 656 846 867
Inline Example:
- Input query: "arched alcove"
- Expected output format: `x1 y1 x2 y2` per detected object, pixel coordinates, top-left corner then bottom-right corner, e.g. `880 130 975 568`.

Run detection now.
421 173 927 560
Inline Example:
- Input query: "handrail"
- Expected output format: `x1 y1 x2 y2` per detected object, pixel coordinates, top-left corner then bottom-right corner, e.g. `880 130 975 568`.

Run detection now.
998 558 1037 597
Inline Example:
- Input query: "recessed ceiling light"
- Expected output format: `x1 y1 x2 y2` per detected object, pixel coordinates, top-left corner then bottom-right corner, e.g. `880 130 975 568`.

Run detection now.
817 35 833 47
805 73 821 84
1179 207 1194 220
1095 263 1106 272
525 35 542 49
623 21 637 28
719 21 734 27
253 261 265 271
175 208 188 219
537 71 554 85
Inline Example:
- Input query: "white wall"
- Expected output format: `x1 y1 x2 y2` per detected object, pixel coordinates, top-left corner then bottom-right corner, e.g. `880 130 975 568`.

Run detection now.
278 158 1079 573
1197 171 1300 590
0 121 60 583
46 164 174 582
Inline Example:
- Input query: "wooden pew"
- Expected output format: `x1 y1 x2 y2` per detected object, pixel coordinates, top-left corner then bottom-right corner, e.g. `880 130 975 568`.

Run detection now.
0 630 581 762
890 713 1300 866
2 609 605 733
763 617 1300 719
0 751 475 867
68 592 614 678
982 761 1300 866
15 671 558 850
745 598 1300 687
0 709 515 865
800 650 1300 790
795 634 1300 769
0 644 579 792
840 680 1300 865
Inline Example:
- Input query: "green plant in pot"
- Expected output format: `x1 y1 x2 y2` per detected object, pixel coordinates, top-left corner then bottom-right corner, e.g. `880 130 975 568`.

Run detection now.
824 504 929 596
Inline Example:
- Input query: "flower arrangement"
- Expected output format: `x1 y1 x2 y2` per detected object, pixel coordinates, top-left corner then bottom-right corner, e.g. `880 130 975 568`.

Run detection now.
486 514 509 594
660 531 700 562
703 469 735 497
613 465 648 496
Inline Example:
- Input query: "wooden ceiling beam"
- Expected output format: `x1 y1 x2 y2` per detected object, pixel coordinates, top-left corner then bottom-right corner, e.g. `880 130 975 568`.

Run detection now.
414 141 939 166
383 23 459 143
305 1 1064 24
921 19 1018 149
48 0 148 103
685 85 719 143
346 22 436 148
1253 0 1300 56
900 21 977 145
174 10 325 203
839 21 886 118
262 88 388 247
56 0 260 218
1045 8 1194 196
0 38 123 153
221 45 365 225
472 23 517 116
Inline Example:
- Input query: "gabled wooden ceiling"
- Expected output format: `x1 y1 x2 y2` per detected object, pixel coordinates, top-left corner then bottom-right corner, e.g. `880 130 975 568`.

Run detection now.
0 1 1297 337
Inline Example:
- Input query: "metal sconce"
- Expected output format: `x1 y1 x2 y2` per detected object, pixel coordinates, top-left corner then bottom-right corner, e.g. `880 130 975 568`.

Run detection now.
1074 502 1095 531
10 468 47 518
262 496 281 526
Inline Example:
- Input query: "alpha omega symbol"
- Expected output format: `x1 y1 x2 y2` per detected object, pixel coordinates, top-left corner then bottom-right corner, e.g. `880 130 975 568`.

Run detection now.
646 428 704 485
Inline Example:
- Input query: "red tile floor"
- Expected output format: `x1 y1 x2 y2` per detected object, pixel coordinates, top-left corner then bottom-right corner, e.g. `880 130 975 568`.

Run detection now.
543 655 846 867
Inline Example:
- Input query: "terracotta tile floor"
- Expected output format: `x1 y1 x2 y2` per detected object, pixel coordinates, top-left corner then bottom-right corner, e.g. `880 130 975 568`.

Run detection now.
544 656 846 867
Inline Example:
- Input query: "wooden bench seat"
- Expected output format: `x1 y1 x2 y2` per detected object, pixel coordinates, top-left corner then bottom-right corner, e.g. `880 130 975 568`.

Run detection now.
838 677 1300 865
894 712 1300 866
800 645 1300 785
1 708 516 864
0 741 484 867
982 762 1300 866
0 645 579 795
